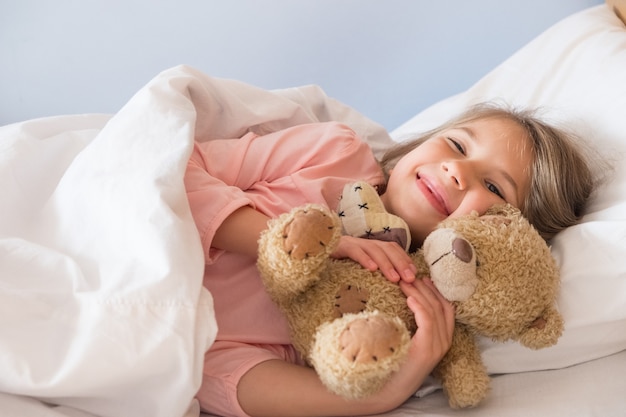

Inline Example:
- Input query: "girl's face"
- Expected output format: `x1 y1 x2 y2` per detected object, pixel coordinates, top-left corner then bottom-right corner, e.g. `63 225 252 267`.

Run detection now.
381 117 533 247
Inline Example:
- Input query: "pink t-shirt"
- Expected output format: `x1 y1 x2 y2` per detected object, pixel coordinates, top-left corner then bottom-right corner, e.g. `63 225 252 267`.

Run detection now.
185 122 385 345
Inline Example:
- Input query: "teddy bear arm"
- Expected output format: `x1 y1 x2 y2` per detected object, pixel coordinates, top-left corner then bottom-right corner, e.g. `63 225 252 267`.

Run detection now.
434 325 490 409
517 304 564 349
257 205 341 306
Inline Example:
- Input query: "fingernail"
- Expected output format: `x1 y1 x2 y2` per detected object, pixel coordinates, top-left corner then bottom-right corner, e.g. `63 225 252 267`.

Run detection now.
389 270 400 281
403 269 416 281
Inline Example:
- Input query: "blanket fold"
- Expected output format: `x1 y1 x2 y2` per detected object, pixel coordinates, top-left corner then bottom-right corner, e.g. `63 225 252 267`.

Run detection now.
0 65 392 417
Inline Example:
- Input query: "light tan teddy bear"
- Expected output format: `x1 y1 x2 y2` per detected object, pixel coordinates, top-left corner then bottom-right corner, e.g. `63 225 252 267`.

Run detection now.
257 181 563 408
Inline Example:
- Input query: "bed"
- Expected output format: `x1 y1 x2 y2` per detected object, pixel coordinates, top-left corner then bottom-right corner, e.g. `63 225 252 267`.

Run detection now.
1 1 625 416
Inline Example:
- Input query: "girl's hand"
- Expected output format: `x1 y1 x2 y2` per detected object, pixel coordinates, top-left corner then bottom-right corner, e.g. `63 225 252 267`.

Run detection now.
364 277 455 407
331 235 418 283
401 277 455 368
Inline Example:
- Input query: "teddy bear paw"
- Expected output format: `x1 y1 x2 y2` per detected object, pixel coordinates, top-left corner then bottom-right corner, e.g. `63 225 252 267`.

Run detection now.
441 356 490 408
282 207 336 260
339 314 405 364
311 311 411 399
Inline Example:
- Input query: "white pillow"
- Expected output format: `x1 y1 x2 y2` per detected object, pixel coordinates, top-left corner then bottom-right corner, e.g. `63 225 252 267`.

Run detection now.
391 5 626 373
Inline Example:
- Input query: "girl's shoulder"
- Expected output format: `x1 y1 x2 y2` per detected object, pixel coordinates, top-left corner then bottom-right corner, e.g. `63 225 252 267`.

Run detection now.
277 121 368 153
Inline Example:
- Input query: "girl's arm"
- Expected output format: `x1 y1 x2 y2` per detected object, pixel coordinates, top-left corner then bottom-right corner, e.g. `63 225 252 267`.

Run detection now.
186 122 385 261
212 205 270 258
213 206 418 284
237 277 455 417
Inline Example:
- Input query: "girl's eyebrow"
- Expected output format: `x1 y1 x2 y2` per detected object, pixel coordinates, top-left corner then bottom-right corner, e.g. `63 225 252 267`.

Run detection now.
457 126 520 203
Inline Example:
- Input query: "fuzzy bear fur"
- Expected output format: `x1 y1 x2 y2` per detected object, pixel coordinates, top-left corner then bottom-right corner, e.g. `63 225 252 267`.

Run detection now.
256 182 563 408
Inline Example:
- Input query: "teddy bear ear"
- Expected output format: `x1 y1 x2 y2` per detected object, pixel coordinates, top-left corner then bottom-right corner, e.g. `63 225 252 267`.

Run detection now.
517 305 564 350
485 203 521 218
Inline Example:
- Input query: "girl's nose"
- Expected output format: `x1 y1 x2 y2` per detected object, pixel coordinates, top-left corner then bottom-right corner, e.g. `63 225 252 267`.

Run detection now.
441 161 467 190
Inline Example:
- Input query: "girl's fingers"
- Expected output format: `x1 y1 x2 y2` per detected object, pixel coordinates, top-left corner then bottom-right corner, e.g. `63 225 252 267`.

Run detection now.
401 279 455 349
422 278 456 336
401 279 440 313
332 236 417 283
362 241 417 283
331 236 378 271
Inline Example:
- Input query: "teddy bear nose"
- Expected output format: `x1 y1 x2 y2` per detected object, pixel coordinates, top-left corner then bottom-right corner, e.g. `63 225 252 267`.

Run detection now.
452 238 473 263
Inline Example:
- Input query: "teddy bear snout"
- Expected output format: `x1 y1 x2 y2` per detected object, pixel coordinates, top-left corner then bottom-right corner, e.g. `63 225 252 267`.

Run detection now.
427 236 474 267
423 228 479 302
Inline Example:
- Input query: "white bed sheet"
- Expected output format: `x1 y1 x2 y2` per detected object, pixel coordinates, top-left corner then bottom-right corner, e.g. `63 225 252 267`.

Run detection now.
374 349 626 417
3 352 623 417
4 351 623 417
0 88 214 417
0 65 394 417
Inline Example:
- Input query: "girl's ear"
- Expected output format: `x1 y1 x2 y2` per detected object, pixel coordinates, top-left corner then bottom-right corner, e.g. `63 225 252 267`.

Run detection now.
517 305 564 349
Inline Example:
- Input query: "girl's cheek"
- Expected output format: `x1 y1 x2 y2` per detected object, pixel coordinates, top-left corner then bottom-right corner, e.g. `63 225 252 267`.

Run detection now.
454 194 494 217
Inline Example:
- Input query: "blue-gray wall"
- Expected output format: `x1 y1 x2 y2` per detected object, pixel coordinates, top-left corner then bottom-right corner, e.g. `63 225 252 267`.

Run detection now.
1 0 603 130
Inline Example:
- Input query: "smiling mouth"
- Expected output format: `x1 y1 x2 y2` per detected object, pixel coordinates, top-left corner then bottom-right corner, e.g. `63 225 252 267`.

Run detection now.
417 174 450 215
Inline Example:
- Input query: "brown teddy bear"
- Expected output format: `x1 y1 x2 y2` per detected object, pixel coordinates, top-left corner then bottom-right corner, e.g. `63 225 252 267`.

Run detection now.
257 181 563 408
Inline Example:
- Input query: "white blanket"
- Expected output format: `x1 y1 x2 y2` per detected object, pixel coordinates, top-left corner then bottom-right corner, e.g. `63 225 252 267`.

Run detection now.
0 65 393 417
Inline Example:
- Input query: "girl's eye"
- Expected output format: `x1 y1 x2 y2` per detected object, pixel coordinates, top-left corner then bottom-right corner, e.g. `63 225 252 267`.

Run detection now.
486 182 504 199
447 137 465 155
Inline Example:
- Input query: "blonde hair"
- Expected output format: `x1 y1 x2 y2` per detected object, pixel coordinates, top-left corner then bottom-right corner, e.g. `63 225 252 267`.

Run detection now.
380 103 594 241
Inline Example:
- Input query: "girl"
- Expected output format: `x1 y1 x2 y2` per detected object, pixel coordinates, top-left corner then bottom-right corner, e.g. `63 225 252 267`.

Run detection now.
185 103 593 417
